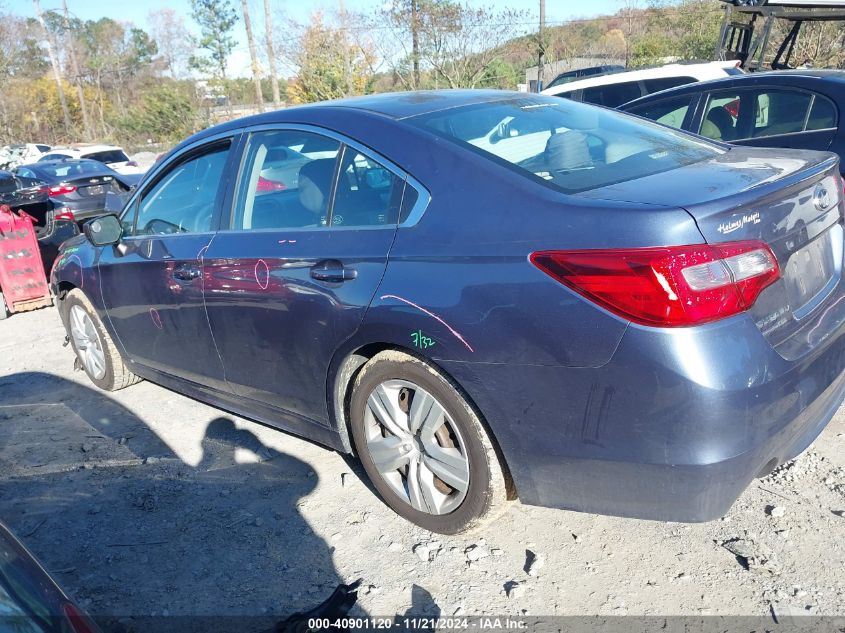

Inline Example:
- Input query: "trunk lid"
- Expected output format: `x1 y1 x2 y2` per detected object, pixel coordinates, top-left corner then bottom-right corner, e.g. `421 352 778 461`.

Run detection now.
580 146 844 356
62 174 124 199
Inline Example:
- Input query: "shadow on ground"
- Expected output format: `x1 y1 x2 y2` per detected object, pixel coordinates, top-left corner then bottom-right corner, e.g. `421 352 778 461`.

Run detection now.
0 372 364 632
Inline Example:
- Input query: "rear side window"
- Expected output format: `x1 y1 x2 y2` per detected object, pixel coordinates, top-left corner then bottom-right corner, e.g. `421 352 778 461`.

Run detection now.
642 76 696 93
581 81 642 108
626 95 694 130
84 149 129 163
232 130 341 230
128 143 230 236
806 95 837 131
753 91 812 138
331 148 404 227
410 96 722 195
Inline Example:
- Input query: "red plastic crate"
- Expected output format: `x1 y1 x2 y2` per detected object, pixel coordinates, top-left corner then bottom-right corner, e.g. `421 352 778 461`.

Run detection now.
0 204 52 315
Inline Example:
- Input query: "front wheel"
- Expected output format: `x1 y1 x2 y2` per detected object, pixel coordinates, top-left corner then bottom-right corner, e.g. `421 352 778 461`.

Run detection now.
349 350 508 534
62 289 140 391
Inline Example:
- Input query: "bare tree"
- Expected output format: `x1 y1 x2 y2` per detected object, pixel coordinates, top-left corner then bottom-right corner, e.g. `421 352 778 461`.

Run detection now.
62 0 92 140
148 8 194 78
33 0 72 133
417 3 528 89
262 0 281 107
240 0 264 111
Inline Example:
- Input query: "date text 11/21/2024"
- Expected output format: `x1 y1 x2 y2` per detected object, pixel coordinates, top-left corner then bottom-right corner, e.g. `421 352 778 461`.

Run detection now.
307 617 527 629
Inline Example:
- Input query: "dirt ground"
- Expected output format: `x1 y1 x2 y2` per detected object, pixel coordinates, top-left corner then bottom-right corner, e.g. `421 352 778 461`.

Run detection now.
1 306 844 628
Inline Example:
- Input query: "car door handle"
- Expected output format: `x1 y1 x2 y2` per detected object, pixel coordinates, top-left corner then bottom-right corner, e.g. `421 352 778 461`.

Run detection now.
172 265 202 281
310 260 357 282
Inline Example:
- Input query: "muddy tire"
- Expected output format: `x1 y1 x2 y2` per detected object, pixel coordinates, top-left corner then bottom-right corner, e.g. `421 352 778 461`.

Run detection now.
349 350 508 534
62 289 140 391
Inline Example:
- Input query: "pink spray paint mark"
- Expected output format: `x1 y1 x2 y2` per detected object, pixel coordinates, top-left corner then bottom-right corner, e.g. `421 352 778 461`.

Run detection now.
380 294 474 353
149 308 163 330
196 244 209 261
254 258 270 290
278 239 297 245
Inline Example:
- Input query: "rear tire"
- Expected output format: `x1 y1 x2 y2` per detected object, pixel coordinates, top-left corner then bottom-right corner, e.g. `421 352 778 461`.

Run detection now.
349 350 508 534
62 289 140 391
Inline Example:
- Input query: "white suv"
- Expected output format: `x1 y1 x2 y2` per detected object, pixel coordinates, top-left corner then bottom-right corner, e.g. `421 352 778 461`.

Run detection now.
38 144 143 175
541 61 744 108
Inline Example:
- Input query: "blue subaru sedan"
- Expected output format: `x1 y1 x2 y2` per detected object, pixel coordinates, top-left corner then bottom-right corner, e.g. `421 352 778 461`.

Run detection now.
51 90 845 534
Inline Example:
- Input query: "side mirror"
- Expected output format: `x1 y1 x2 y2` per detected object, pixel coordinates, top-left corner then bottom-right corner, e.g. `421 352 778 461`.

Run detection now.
83 213 123 247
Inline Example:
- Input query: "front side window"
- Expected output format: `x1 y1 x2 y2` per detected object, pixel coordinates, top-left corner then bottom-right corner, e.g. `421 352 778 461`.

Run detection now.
699 91 743 141
128 143 230 236
627 95 694 130
410 96 722 195
232 130 341 230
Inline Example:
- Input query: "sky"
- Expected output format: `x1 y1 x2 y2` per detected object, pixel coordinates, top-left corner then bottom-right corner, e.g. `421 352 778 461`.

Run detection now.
14 0 627 77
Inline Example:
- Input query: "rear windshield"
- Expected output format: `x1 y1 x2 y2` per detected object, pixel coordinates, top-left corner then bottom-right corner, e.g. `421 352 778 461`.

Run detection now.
408 96 723 194
83 149 129 163
35 161 106 179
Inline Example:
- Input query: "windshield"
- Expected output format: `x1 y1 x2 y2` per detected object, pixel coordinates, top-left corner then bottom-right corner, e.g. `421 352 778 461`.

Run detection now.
408 95 724 194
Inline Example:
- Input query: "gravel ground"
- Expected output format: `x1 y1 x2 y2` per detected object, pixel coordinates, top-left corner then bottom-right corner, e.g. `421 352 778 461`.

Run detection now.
1 306 844 627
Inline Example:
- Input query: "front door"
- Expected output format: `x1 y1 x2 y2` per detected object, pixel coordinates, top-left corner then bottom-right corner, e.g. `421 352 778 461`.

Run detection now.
98 138 235 390
203 127 408 424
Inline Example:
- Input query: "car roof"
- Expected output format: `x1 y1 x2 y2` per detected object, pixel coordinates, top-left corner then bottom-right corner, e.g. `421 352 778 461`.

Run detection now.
24 158 103 169
541 61 740 96
620 68 845 109
48 144 124 154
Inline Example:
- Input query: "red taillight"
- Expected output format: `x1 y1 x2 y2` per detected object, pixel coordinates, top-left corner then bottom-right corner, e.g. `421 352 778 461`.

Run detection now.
55 210 75 221
48 184 76 196
256 176 286 192
530 241 780 327
62 602 96 633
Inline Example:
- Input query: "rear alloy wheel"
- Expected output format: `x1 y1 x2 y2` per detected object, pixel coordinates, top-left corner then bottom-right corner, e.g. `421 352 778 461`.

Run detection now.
350 351 508 533
62 289 140 391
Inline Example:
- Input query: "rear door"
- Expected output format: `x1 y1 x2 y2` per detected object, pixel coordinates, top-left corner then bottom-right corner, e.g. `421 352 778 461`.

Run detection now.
202 125 412 424
98 135 237 390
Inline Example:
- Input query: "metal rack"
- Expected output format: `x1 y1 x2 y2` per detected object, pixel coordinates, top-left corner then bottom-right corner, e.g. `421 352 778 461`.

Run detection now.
715 4 845 71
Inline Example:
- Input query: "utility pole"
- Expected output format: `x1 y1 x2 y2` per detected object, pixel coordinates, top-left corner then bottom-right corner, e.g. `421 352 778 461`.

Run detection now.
33 0 72 135
240 0 264 113
537 0 545 92
263 0 281 108
339 0 353 96
411 0 420 90
62 0 92 140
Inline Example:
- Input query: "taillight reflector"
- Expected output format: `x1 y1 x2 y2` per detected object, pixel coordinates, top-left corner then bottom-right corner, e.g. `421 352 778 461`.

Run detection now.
530 241 779 327
48 184 77 196
256 176 286 192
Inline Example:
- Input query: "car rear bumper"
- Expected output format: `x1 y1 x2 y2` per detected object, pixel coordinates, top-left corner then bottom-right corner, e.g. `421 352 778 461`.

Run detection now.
439 308 845 522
